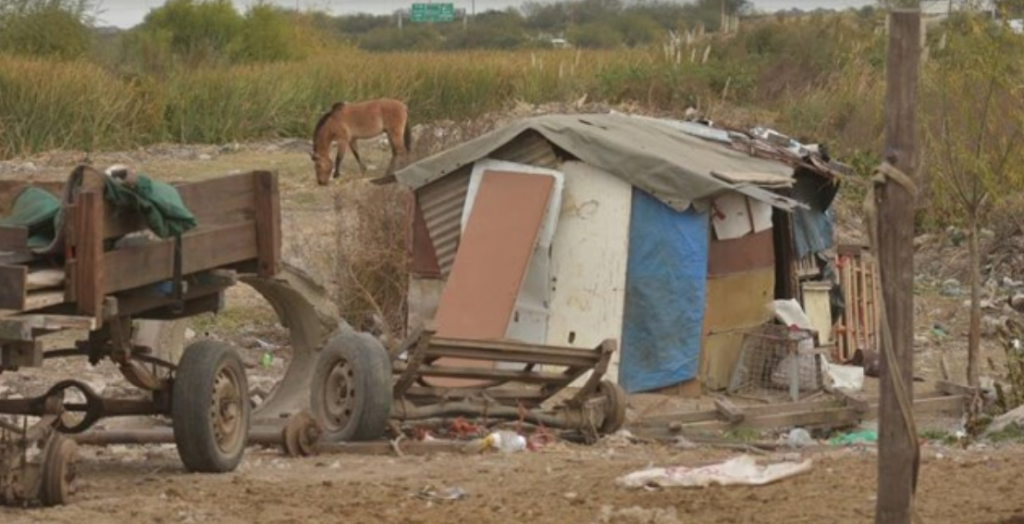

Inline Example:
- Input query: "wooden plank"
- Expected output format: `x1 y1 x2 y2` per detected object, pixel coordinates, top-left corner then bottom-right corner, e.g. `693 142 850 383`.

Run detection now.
176 172 257 227
433 171 554 340
11 314 97 331
714 397 745 423
707 229 775 277
413 364 572 384
252 171 281 277
0 251 35 265
74 191 104 317
24 290 66 311
877 10 922 524
26 269 65 291
936 380 977 397
835 388 871 413
103 222 257 294
0 264 27 310
428 171 554 388
0 226 28 252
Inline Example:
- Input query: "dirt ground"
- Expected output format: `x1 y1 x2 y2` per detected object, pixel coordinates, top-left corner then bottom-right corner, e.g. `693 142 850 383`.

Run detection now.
2 138 1024 523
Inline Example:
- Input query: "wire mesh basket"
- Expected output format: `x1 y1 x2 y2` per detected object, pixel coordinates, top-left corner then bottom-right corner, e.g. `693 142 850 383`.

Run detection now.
728 323 826 402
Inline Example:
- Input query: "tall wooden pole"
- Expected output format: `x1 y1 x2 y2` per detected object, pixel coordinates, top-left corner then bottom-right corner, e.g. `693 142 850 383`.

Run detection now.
876 9 922 524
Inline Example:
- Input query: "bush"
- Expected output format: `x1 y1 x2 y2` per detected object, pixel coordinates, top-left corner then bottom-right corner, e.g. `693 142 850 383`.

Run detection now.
0 0 94 59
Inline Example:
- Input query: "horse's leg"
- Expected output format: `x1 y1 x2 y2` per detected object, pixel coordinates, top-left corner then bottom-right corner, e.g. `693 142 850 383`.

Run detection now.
349 138 367 175
333 137 346 179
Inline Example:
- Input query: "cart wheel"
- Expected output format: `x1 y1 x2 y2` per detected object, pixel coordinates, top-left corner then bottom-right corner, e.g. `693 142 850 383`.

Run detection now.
598 380 627 434
40 435 78 507
172 340 250 473
309 329 392 442
282 412 322 458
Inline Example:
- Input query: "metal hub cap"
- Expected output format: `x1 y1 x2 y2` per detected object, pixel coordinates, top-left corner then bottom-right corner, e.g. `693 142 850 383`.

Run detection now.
211 366 244 453
323 359 355 430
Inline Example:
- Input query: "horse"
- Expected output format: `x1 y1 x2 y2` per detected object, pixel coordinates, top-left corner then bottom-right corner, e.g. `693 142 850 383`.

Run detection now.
310 98 412 186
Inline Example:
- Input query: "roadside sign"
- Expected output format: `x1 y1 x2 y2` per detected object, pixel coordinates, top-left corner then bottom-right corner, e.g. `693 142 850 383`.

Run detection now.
410 3 455 23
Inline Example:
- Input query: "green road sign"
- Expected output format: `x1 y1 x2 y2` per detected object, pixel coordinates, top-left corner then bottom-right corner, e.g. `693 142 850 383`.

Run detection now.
410 3 455 22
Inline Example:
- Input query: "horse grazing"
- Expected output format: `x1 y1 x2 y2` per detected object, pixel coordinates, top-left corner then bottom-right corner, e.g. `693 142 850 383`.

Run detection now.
310 98 411 186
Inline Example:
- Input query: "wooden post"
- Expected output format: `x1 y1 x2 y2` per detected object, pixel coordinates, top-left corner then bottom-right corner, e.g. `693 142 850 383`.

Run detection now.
876 9 921 524
75 190 105 318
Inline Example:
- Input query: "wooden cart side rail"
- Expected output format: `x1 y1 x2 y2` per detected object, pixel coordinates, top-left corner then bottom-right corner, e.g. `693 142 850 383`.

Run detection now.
66 171 281 315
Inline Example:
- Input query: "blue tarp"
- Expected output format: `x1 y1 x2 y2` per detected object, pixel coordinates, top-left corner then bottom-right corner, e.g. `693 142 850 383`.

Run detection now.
792 207 834 259
619 189 708 393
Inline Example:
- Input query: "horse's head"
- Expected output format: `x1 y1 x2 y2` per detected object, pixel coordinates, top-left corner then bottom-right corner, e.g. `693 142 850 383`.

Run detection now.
310 151 332 186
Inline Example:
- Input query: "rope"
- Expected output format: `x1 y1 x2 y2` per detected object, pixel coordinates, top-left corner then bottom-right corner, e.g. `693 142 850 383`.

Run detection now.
863 161 924 524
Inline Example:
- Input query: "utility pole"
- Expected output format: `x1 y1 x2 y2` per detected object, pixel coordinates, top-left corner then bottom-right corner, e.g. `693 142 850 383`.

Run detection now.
875 8 922 524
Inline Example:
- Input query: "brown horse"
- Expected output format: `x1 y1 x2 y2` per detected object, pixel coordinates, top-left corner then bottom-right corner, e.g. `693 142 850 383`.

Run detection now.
310 98 411 186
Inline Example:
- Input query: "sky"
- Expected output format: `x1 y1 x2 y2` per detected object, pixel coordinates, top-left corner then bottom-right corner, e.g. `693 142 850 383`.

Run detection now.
92 0 876 28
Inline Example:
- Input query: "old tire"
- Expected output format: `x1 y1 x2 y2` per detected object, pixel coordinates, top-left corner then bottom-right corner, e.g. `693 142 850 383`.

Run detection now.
172 340 250 473
40 435 78 507
309 329 392 442
598 380 628 434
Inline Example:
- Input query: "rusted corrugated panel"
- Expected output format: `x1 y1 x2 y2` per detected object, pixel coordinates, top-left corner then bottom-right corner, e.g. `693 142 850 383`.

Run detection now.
407 195 441 277
417 165 471 277
707 229 775 277
489 130 561 169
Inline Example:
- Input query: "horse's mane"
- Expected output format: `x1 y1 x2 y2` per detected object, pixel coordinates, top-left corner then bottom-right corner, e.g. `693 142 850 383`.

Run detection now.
312 102 346 142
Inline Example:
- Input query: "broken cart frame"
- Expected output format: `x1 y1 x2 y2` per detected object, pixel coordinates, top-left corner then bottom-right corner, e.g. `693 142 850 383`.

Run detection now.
380 326 627 441
0 167 282 506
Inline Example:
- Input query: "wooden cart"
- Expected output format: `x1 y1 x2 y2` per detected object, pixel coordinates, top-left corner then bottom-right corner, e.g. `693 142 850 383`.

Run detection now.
355 325 628 442
0 166 281 506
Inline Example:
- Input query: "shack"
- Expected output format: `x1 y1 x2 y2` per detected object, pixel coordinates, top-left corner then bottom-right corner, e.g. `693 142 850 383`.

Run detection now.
393 112 844 395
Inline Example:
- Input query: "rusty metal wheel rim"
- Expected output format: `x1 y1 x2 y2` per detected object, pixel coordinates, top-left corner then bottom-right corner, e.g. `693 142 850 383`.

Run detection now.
42 436 79 506
211 365 245 454
322 358 356 432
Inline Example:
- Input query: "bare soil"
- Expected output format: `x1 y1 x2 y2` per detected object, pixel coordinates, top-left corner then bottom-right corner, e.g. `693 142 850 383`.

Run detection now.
2 139 1023 523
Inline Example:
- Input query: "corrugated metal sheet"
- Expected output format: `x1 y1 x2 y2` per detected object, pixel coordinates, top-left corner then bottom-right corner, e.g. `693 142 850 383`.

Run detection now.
489 130 561 169
417 165 470 277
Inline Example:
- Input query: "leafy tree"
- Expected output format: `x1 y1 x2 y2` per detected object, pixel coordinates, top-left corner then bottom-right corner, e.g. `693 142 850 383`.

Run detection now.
360 25 442 52
232 3 301 62
926 15 1024 386
568 22 622 48
139 0 244 64
0 0 95 58
448 10 529 49
615 13 662 47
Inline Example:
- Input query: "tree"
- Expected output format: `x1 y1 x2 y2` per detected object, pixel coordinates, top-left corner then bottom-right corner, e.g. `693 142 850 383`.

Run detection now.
926 15 1024 386
0 0 96 58
139 0 244 65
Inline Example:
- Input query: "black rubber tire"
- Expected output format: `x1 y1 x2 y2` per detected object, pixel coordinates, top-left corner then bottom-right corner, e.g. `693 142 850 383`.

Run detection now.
309 328 393 442
172 339 250 473
598 380 628 434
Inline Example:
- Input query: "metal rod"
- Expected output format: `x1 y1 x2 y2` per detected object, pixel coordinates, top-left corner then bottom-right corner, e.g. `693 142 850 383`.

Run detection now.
72 426 286 446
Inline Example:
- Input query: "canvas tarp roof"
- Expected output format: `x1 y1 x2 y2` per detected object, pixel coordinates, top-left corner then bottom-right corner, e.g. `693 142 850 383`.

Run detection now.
395 113 798 212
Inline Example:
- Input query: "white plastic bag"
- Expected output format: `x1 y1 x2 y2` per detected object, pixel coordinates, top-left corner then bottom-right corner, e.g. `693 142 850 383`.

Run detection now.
616 455 813 489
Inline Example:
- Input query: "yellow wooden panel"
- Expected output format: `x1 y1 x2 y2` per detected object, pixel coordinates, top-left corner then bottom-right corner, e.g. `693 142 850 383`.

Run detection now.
802 282 833 344
701 331 747 391
704 268 775 331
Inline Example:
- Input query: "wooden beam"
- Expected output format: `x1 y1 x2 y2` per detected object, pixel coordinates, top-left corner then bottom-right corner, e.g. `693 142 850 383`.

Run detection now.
102 222 257 294
0 264 27 310
936 380 977 397
835 388 871 413
24 290 65 311
714 397 745 424
74 190 105 317
26 269 65 291
0 226 28 252
252 171 282 277
876 10 922 524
